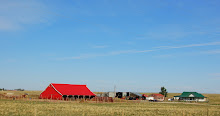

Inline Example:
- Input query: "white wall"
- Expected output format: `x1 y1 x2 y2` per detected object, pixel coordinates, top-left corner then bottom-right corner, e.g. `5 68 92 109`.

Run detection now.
146 97 154 100
174 97 179 100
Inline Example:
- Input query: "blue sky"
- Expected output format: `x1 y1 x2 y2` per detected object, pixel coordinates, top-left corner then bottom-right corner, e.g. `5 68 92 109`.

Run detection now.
0 0 220 93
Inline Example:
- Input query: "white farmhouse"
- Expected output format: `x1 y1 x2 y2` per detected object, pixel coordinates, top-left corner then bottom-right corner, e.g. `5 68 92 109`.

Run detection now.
174 92 207 102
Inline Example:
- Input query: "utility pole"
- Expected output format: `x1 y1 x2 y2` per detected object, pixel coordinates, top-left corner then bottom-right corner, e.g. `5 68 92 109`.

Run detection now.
114 85 116 98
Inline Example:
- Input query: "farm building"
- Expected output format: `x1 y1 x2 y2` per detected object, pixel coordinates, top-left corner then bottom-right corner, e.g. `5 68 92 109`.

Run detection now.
149 94 165 101
142 94 154 100
144 95 154 100
173 95 180 100
115 92 142 99
127 92 143 100
99 92 144 100
174 92 207 102
40 83 95 100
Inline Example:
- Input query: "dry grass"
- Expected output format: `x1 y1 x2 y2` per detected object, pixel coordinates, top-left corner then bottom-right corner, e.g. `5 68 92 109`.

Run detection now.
0 99 220 116
0 90 42 99
0 91 220 116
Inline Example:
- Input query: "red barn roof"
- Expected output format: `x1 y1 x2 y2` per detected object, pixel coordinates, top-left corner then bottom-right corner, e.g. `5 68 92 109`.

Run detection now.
51 83 95 96
142 94 148 97
40 83 95 99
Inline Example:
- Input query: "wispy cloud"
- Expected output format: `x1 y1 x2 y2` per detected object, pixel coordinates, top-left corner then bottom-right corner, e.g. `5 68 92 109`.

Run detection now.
0 18 20 30
154 41 220 49
139 24 191 40
202 49 220 54
58 41 220 60
135 23 220 41
0 0 49 31
57 50 140 60
57 53 107 60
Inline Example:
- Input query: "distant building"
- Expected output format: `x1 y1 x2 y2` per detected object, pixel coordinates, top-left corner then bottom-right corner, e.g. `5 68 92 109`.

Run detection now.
174 92 207 102
97 92 115 97
173 95 180 100
149 94 165 101
101 92 143 100
145 96 154 100
143 94 154 100
106 92 115 98
128 92 143 100
40 83 95 100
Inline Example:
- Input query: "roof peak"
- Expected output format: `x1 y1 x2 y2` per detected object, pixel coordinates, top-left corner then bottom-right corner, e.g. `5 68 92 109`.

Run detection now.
180 92 205 98
51 83 87 86
183 92 198 93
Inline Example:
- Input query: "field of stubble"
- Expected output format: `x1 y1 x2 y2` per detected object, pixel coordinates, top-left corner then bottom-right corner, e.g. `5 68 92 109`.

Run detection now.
0 91 220 116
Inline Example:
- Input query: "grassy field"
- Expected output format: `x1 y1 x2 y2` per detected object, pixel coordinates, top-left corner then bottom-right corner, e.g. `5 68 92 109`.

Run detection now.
0 91 220 116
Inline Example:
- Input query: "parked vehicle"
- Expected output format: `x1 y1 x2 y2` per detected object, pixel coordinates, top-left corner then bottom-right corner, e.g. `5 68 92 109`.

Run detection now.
149 99 158 102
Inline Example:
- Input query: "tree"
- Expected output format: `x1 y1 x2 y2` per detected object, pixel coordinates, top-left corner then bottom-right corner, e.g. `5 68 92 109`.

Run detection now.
159 86 168 97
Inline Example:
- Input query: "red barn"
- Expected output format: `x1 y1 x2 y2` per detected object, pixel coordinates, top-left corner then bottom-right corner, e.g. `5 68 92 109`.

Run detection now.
40 83 96 100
